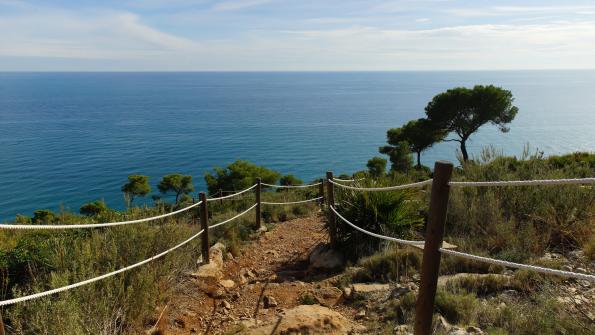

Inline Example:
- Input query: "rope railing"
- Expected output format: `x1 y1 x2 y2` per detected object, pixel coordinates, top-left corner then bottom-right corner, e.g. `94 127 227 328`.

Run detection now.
0 228 205 307
262 196 323 206
329 178 433 191
330 206 424 247
0 201 203 230
332 177 355 182
261 182 322 189
0 197 260 307
206 184 257 202
331 205 595 281
439 248 595 282
449 177 595 187
208 204 257 230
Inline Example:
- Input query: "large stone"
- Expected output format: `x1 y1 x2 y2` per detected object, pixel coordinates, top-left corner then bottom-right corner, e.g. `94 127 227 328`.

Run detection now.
219 279 236 289
210 242 226 267
244 305 364 335
309 243 344 272
309 287 344 307
193 263 224 296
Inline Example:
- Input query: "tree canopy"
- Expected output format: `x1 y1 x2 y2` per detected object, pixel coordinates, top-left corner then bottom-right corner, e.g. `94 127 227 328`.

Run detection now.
80 200 108 216
379 140 413 173
204 160 281 194
366 156 387 178
425 85 518 161
121 175 151 205
386 118 446 168
157 174 194 203
32 209 55 224
279 174 303 186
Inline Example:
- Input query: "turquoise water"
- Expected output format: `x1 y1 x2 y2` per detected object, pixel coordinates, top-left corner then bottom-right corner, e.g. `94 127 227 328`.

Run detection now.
0 71 594 221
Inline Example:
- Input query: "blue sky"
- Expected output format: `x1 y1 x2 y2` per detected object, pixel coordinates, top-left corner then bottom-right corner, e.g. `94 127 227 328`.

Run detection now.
1 0 595 70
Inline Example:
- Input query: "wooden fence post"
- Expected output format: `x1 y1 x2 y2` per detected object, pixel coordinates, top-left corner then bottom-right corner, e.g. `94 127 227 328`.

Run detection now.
199 192 210 264
219 189 223 205
326 171 337 248
255 178 262 230
318 178 325 207
414 161 453 335
0 311 5 335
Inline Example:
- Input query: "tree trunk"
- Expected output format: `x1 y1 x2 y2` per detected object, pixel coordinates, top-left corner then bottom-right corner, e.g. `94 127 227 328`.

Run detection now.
460 140 469 162
416 151 422 168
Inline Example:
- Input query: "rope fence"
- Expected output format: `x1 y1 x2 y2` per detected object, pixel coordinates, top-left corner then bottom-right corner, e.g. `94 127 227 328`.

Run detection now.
449 177 595 187
329 178 433 191
0 228 204 307
439 248 595 282
206 184 257 202
325 164 595 334
330 206 424 247
262 196 323 205
0 201 203 230
262 182 322 189
2 164 594 335
207 204 257 230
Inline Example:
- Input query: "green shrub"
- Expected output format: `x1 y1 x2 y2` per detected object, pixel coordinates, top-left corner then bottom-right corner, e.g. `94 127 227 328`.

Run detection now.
332 176 424 259
204 160 281 194
352 246 421 283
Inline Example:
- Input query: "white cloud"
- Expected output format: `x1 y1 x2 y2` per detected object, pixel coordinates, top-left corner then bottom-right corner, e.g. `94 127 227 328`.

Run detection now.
0 9 200 60
1 2 595 70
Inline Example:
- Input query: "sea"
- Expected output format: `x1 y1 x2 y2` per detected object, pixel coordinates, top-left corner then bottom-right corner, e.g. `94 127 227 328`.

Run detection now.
1 71 594 221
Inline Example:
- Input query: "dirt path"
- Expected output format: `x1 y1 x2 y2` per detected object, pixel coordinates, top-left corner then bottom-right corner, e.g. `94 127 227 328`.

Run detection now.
159 213 356 335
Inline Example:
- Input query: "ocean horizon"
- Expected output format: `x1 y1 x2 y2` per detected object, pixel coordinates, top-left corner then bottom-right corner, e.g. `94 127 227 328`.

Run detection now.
1 70 594 221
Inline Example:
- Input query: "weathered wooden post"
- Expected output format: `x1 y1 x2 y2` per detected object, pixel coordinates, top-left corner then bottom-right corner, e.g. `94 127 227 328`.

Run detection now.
318 178 325 207
326 171 337 247
414 161 453 335
0 311 5 335
199 192 210 264
219 189 223 205
255 177 262 230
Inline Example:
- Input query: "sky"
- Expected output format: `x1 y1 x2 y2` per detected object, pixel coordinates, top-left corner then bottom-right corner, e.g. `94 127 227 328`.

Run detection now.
1 0 595 71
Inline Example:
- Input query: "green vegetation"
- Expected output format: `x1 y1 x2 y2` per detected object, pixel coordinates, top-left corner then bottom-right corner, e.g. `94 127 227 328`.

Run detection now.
366 156 387 178
334 150 593 334
379 138 413 173
204 159 281 194
333 176 424 259
157 174 194 203
425 85 518 162
121 175 151 205
79 199 108 216
380 85 519 167
383 119 446 168
279 174 303 186
32 209 56 224
0 161 319 334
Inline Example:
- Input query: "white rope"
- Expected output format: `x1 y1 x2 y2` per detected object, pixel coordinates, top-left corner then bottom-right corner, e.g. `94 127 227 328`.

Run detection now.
330 206 424 247
207 184 257 202
261 182 322 189
0 229 205 307
332 178 355 182
208 204 257 230
449 178 595 187
329 178 433 191
0 201 203 230
262 196 323 205
439 248 595 282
